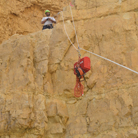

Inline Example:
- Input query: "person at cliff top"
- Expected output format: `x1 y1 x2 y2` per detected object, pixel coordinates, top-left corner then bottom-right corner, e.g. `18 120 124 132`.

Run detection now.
41 10 56 30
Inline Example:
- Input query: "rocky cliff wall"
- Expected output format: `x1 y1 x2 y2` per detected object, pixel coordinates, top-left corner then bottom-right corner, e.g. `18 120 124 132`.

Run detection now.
0 0 138 138
0 0 69 44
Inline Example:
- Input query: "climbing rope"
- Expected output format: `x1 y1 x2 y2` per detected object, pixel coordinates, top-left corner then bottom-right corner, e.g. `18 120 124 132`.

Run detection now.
74 77 84 97
80 48 138 74
69 5 81 58
61 11 78 51
61 4 138 75
69 6 80 50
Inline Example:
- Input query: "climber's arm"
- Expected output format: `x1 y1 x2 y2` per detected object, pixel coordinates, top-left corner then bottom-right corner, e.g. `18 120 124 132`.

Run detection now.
41 18 48 24
48 18 56 24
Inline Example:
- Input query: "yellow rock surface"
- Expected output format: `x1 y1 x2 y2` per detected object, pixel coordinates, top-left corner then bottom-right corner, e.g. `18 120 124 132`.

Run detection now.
0 0 69 44
0 0 138 138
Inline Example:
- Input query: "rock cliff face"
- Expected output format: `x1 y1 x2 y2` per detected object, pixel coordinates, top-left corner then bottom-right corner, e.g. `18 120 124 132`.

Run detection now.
0 0 69 44
0 0 138 138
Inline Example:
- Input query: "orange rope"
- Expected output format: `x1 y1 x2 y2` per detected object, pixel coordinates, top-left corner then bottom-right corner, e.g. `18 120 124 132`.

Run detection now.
74 77 84 97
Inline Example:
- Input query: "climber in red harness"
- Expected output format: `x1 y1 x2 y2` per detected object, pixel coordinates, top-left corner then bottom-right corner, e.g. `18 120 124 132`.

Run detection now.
74 57 91 97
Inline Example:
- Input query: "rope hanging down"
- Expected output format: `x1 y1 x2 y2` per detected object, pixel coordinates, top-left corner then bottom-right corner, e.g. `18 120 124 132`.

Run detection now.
69 6 80 50
61 4 138 75
61 11 78 51
69 5 81 57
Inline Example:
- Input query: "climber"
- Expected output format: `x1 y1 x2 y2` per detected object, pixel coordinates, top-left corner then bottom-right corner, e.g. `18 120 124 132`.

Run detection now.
41 10 56 30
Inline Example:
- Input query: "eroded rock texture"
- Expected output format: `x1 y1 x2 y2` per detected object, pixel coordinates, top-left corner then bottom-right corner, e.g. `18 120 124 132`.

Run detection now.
0 0 138 138
0 0 69 44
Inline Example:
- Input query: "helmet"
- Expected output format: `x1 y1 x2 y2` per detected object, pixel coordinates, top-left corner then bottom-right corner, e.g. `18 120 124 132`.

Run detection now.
45 10 50 13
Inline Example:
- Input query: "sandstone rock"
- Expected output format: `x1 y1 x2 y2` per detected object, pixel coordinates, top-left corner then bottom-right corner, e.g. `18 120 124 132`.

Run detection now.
47 101 57 117
49 21 75 69
67 116 87 136
50 123 63 134
127 130 138 138
0 0 70 44
0 0 138 138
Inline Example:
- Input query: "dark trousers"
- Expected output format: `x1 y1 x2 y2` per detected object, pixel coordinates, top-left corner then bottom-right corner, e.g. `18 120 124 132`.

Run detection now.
42 24 53 30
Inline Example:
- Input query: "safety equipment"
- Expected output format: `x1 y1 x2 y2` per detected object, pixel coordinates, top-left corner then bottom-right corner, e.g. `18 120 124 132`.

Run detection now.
45 10 50 13
74 77 84 97
74 57 91 74
74 57 91 97
75 67 84 79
